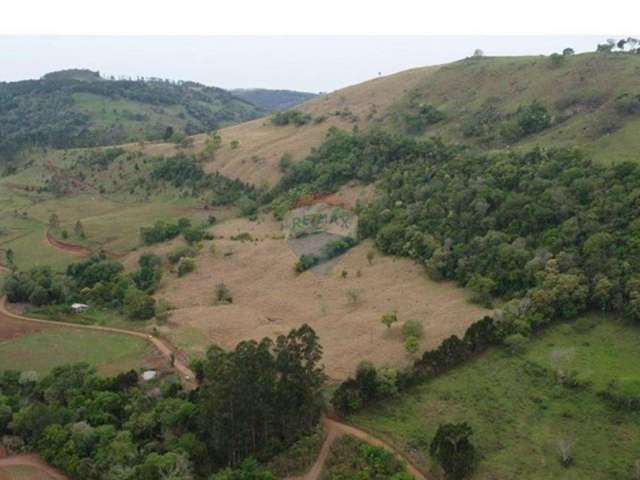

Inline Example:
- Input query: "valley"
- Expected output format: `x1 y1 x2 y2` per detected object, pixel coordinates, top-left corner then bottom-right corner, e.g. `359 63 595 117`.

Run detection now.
1 46 640 479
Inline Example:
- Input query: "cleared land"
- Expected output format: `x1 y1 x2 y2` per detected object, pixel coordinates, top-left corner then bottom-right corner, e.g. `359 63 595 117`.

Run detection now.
350 315 640 479
0 327 157 376
155 214 489 380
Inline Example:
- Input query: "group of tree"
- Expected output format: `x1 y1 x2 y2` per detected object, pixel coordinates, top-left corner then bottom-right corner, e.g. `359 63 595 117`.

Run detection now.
3 253 160 320
149 154 258 206
0 324 324 479
140 216 211 246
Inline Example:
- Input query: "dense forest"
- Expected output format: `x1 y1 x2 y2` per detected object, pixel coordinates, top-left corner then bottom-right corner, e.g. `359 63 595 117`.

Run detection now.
0 70 262 159
275 126 640 335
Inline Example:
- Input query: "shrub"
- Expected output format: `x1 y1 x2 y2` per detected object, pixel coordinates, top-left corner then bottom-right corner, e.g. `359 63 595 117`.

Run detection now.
238 196 257 217
155 299 172 323
294 255 320 273
271 110 312 126
167 245 197 264
381 311 398 329
402 319 424 339
503 333 528 355
214 282 233 305
177 257 195 277
516 100 551 135
141 221 180 245
183 226 205 244
468 274 496 308
404 335 419 354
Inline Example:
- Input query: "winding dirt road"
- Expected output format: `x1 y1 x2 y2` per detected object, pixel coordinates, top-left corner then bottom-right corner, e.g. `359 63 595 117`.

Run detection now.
0 296 195 386
0 454 70 480
289 417 429 480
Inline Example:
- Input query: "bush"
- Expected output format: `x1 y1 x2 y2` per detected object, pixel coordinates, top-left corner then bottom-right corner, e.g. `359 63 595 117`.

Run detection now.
271 110 312 126
504 333 529 355
381 311 398 329
404 335 419 354
238 196 257 217
294 254 320 273
177 257 195 277
402 320 424 339
155 299 172 323
167 245 197 264
214 282 233 305
516 100 551 135
141 221 180 245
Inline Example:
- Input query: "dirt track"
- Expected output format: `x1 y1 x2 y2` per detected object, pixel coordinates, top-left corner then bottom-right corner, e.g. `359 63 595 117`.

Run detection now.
0 454 69 480
0 296 195 386
44 230 92 256
288 417 429 480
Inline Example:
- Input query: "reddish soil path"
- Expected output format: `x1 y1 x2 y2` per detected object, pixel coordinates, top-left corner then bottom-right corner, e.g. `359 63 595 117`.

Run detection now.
44 230 92 256
289 417 430 480
44 229 128 260
0 454 70 480
0 296 195 388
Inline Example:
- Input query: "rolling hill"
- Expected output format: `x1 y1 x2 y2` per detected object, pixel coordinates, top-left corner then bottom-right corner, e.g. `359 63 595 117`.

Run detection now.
183 52 640 186
0 69 263 159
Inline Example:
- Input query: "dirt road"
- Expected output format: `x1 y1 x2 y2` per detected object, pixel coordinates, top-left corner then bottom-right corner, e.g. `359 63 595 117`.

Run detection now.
0 454 70 480
289 417 429 480
0 296 195 387
44 230 92 256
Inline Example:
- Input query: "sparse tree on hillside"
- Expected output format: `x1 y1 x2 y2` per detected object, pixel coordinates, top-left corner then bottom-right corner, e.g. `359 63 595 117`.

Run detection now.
473 49 484 58
562 47 575 56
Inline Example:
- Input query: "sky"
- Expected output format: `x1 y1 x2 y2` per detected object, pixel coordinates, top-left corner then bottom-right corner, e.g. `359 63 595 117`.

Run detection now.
0 36 609 93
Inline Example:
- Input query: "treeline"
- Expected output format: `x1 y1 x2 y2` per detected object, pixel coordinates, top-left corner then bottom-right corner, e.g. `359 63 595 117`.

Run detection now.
0 325 324 479
332 316 498 415
0 73 261 158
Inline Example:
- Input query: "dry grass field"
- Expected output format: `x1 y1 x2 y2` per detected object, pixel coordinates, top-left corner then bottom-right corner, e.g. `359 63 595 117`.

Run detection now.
154 214 488 380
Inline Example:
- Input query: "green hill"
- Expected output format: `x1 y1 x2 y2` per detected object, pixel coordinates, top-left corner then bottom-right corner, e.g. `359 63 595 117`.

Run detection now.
231 88 317 111
0 69 264 159
385 52 640 164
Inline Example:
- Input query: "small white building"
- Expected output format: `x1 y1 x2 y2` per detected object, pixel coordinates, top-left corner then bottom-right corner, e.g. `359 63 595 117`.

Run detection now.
142 370 158 381
71 303 89 313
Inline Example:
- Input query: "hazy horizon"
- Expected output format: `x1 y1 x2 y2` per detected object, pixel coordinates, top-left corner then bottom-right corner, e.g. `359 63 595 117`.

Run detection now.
1 36 607 92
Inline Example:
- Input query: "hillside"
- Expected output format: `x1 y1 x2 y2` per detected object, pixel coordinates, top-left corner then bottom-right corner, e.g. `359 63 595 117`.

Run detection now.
119 52 640 187
231 88 318 111
0 69 263 159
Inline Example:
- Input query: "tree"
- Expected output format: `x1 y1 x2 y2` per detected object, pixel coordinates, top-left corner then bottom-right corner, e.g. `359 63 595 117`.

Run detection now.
214 282 233 304
563 47 575 56
472 49 484 58
5 248 14 267
430 422 476 480
74 220 86 239
123 287 156 320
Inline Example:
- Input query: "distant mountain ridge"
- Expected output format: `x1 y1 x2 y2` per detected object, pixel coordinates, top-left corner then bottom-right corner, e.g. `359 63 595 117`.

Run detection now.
231 88 317 111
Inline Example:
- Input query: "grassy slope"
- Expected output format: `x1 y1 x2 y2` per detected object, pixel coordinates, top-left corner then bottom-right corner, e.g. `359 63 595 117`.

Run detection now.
390 53 640 164
351 315 640 480
102 53 640 190
0 328 153 376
